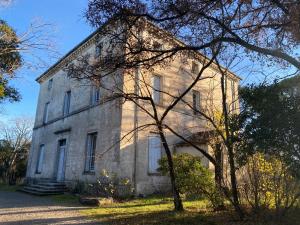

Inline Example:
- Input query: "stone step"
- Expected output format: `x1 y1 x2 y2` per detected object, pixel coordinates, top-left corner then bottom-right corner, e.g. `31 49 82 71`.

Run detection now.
29 184 68 191
21 187 65 195
21 179 68 196
35 183 67 187
23 186 65 193
19 188 63 196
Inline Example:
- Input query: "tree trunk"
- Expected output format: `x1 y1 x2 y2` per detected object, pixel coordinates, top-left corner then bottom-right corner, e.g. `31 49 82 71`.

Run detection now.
214 143 226 210
227 146 244 219
220 72 244 219
158 125 184 211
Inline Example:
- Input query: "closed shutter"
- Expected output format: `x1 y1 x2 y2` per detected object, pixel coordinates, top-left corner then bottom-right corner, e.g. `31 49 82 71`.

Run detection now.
148 135 162 173
43 102 49 123
152 76 161 104
63 91 71 116
36 144 45 173
85 133 97 172
85 135 92 172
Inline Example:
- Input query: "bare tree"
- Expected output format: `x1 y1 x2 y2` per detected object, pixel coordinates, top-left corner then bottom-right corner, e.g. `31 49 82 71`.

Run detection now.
0 117 33 184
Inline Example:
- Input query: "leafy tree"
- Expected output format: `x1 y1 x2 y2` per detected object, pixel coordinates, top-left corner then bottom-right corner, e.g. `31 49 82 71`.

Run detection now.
0 19 22 103
159 154 223 210
238 78 300 177
239 153 300 216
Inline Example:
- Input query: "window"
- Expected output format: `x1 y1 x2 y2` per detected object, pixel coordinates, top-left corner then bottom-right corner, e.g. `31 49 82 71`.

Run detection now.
95 42 103 57
148 135 162 173
191 62 199 74
152 75 161 104
192 90 201 114
36 144 45 174
153 41 163 50
231 79 236 112
63 91 71 116
113 133 120 163
85 133 97 172
43 102 49 123
48 78 53 90
91 86 100 105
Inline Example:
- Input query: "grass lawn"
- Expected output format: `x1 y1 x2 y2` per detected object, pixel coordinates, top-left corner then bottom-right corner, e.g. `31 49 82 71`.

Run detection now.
51 194 80 204
0 183 20 192
81 195 300 225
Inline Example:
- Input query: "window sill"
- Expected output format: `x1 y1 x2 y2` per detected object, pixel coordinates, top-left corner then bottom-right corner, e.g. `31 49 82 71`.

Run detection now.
147 172 163 176
83 171 95 175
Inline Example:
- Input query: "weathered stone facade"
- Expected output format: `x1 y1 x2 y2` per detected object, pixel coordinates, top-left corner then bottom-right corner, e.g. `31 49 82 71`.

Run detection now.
26 22 240 195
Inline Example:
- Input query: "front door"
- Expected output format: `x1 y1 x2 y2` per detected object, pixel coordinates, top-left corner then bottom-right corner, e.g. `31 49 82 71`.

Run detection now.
56 139 66 182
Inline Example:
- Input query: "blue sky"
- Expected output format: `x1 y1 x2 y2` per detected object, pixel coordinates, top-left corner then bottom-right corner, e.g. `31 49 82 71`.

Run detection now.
0 0 93 122
0 0 297 123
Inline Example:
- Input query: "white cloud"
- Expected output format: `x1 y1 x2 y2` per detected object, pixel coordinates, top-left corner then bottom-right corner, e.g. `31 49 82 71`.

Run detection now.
0 0 14 7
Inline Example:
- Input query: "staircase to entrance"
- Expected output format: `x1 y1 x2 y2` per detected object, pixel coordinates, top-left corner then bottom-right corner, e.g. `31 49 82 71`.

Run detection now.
20 179 68 195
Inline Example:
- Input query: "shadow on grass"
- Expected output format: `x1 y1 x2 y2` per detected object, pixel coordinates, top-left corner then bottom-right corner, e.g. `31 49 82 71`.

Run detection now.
82 198 300 225
87 209 215 225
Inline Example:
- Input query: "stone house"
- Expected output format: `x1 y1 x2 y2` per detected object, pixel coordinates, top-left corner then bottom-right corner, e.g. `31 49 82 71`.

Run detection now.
25 21 240 195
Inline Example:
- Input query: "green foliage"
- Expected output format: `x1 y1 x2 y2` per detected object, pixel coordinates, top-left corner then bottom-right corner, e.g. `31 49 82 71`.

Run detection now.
238 80 300 177
0 19 22 75
159 154 222 209
0 19 21 103
89 169 133 199
240 153 300 216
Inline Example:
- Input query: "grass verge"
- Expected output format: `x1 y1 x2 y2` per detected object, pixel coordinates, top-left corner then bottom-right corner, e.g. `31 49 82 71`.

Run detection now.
0 183 20 192
81 195 300 225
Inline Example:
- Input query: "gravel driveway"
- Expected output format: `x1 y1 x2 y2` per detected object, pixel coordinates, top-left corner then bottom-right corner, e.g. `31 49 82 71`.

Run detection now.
0 191 99 225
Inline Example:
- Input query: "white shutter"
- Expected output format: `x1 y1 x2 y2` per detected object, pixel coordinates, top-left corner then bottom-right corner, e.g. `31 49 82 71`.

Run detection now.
152 76 161 104
85 136 92 172
63 91 71 116
148 135 162 173
43 102 49 123
36 145 45 173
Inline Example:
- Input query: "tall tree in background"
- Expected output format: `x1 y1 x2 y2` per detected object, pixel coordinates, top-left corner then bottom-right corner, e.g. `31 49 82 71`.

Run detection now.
0 12 58 106
238 78 300 177
0 20 21 103
0 118 33 185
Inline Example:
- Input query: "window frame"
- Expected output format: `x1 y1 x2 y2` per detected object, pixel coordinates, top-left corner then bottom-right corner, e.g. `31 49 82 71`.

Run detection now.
63 90 71 116
192 90 201 114
43 102 50 124
84 132 97 173
151 75 162 105
48 78 53 90
148 134 163 175
95 42 103 57
231 79 236 112
91 86 100 105
191 61 199 74
36 144 45 174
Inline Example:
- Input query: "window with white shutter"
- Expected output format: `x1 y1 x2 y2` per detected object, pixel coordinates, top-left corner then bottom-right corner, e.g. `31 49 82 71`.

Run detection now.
63 91 71 116
36 144 45 174
192 90 201 114
231 79 236 112
43 102 49 123
48 78 53 90
85 133 97 172
148 135 162 174
91 86 100 105
152 75 161 104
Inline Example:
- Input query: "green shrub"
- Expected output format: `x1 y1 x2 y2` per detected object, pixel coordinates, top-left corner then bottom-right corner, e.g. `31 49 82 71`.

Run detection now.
159 153 222 209
240 153 300 216
90 169 133 199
